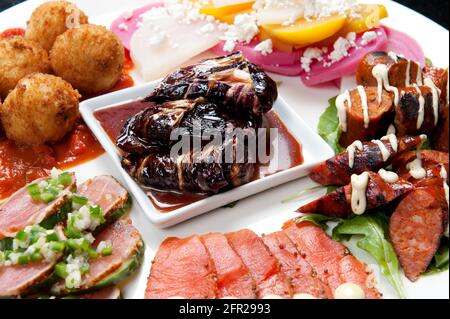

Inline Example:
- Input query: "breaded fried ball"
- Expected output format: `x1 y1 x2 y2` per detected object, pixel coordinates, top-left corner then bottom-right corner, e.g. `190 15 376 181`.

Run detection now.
0 73 80 146
0 37 51 100
25 1 89 52
50 24 125 94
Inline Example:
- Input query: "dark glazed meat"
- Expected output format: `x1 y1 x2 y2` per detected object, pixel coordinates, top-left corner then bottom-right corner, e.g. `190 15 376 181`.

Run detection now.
145 52 278 117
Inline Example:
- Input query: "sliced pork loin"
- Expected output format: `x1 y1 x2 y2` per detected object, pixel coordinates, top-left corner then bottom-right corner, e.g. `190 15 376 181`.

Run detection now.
226 229 293 298
390 187 448 282
0 173 76 239
76 175 129 219
284 222 382 299
298 172 414 218
0 260 58 297
262 232 332 299
201 233 257 299
310 135 425 186
52 218 143 295
145 235 218 299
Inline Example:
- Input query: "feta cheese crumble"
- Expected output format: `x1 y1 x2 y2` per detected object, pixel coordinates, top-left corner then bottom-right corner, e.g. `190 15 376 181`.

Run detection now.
360 31 378 46
301 47 325 72
254 39 273 55
222 13 259 52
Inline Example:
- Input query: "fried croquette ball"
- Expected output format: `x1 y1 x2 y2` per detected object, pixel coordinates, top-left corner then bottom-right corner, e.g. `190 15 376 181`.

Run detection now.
50 24 125 94
0 37 51 100
25 1 89 52
0 73 80 146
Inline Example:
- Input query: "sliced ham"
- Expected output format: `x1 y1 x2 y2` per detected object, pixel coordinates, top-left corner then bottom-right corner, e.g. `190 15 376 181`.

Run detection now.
284 222 382 299
201 233 257 299
145 235 217 299
0 260 56 297
226 229 293 298
0 173 76 239
298 172 414 217
262 232 332 299
77 176 129 218
52 218 142 294
389 187 448 282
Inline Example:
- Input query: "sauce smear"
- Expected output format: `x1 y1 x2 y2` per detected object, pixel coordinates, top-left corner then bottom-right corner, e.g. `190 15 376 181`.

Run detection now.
0 28 25 40
95 101 304 212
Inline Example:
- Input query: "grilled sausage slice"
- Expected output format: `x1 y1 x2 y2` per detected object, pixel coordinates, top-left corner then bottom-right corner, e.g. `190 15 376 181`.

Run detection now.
356 51 422 88
393 150 449 187
339 87 395 147
423 66 448 106
310 135 425 186
432 105 449 152
389 186 448 282
298 172 414 218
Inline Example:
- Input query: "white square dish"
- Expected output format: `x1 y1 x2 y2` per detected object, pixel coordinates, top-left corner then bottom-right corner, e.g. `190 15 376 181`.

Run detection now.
80 81 334 228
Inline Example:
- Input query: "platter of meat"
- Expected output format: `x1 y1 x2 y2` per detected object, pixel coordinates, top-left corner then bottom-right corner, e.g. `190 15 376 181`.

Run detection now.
0 0 448 300
81 53 334 227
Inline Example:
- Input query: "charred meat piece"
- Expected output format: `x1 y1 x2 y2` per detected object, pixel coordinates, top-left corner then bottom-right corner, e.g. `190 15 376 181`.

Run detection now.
298 172 414 218
423 66 448 106
145 53 278 117
0 174 76 239
201 233 257 299
432 105 449 152
226 229 293 298
145 235 218 299
393 150 449 187
356 51 422 88
395 86 441 136
390 186 448 282
284 222 382 299
310 135 425 186
262 231 332 299
339 87 395 147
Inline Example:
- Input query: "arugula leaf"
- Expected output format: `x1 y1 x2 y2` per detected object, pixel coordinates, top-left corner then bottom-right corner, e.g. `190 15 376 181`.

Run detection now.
296 214 339 230
317 97 345 155
425 57 433 67
424 238 449 275
332 212 406 299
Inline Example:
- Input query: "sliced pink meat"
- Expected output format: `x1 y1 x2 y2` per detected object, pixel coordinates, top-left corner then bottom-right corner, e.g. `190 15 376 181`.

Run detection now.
77 176 128 218
284 222 382 299
0 261 56 297
80 287 121 299
226 229 292 298
0 173 76 239
201 233 256 299
262 232 332 299
145 235 217 299
52 218 142 293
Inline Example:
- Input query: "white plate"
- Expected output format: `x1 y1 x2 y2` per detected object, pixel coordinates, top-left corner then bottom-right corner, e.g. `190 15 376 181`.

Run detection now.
1 0 448 299
80 82 334 227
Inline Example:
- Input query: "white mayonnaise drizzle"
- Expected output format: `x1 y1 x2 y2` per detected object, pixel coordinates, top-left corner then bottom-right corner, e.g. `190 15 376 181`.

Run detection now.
357 86 370 129
441 165 449 208
406 136 428 180
414 84 426 129
372 64 400 106
381 133 398 152
405 60 411 87
424 77 441 125
351 172 370 215
386 124 396 136
416 64 423 86
293 293 316 299
378 169 399 184
388 51 399 63
347 140 363 169
372 139 391 161
334 283 366 299
336 90 352 132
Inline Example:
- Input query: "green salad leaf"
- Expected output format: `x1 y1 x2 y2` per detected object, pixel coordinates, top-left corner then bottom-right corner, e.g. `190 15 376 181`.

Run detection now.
424 238 449 275
425 57 433 67
332 212 406 299
296 214 339 230
317 97 345 155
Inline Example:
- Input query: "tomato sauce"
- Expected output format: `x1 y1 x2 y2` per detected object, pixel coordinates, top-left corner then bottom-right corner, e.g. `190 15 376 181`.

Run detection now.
0 28 25 40
94 101 304 213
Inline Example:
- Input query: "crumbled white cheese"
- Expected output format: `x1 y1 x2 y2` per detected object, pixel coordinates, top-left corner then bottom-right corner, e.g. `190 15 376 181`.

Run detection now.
301 47 325 72
360 31 378 46
198 23 216 35
222 13 259 52
328 36 353 63
118 22 128 31
254 39 273 55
